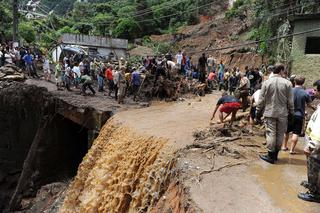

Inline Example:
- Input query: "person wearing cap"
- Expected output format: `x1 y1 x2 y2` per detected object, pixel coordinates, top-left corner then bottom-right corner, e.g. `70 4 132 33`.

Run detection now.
211 92 242 125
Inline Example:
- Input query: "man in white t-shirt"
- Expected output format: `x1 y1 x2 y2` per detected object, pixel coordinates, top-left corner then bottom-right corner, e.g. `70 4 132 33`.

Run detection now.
249 85 261 132
175 50 183 69
43 56 51 81
72 64 81 88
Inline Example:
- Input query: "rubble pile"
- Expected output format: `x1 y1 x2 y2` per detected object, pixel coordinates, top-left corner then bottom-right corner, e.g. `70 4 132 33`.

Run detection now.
0 64 25 82
138 74 209 102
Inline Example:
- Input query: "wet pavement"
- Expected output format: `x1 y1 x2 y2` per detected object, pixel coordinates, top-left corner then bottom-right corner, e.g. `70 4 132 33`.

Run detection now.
252 145 319 213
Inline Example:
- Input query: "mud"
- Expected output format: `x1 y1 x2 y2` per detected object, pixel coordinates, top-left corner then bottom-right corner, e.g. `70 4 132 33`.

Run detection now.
60 123 175 212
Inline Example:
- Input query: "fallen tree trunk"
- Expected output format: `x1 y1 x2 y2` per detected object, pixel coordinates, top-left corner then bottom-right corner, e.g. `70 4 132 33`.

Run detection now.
210 112 249 124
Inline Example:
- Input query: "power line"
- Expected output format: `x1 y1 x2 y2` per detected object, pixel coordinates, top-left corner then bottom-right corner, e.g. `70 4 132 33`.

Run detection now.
96 0 216 25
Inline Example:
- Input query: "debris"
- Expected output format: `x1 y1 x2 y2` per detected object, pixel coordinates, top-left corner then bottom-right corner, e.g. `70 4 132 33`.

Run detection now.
0 64 25 82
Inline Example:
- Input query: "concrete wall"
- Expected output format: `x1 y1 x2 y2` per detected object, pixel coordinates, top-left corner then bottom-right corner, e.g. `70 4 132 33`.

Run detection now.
61 33 128 49
61 33 128 59
96 47 127 60
291 19 320 86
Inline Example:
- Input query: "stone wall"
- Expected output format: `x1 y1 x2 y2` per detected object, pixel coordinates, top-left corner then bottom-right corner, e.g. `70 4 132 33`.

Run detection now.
291 18 320 86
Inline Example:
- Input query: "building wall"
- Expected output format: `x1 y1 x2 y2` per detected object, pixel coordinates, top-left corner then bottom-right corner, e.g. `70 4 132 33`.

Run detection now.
97 48 127 60
61 33 128 49
291 19 320 86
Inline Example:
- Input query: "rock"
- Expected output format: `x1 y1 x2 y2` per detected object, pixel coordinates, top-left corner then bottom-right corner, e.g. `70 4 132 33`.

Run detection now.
139 102 150 107
0 64 25 82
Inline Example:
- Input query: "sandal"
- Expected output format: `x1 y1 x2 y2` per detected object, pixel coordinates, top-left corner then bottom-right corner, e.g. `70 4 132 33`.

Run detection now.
282 148 289 151
289 151 297 155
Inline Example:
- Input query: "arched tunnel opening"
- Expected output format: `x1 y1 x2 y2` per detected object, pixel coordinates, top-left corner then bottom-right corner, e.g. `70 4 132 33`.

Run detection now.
0 83 109 212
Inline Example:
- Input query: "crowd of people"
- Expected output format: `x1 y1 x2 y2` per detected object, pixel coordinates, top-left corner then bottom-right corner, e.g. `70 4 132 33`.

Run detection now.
210 62 320 203
2 44 320 203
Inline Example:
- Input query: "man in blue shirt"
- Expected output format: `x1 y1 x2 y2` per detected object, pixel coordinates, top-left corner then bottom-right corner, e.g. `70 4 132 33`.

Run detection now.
23 51 38 78
131 68 141 101
282 76 315 154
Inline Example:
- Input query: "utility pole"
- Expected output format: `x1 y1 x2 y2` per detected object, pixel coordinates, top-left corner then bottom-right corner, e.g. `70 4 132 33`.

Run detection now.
196 0 199 19
12 0 19 42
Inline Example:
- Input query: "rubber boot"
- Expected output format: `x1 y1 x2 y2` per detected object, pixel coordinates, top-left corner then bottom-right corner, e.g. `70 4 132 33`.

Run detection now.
260 152 275 164
301 180 312 190
273 150 280 161
298 192 320 203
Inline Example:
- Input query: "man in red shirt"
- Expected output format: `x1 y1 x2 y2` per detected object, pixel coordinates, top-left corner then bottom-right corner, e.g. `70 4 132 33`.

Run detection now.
105 65 114 97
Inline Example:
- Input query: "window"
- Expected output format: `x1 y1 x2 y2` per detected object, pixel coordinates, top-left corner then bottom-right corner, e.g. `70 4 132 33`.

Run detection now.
305 37 320 54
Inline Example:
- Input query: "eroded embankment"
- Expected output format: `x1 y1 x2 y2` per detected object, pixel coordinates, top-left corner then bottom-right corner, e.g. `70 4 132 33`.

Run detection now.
60 120 177 212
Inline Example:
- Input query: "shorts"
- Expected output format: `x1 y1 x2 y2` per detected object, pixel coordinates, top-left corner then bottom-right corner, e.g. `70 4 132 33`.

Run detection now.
44 69 51 74
220 102 241 114
287 115 304 135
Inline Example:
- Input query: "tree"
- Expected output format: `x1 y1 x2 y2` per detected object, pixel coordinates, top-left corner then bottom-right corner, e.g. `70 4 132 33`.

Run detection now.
19 22 36 43
113 17 140 40
12 0 18 42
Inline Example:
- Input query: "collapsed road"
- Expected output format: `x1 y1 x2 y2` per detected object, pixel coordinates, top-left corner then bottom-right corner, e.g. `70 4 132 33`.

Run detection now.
0 77 319 212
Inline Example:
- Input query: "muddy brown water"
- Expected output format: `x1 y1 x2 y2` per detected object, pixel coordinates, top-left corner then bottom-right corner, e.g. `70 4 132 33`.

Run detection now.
251 146 319 213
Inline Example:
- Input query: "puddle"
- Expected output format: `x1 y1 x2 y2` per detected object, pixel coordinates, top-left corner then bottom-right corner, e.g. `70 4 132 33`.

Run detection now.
251 148 319 213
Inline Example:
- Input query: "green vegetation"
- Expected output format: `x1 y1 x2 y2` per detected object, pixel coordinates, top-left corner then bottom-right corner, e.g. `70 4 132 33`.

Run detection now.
5 0 214 48
226 0 320 61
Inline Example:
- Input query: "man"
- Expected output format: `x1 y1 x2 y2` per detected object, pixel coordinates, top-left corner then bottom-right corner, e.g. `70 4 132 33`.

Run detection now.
105 65 114 97
207 55 214 75
175 50 183 70
298 106 320 203
282 76 314 154
72 63 81 89
229 71 238 95
218 61 225 89
97 66 105 92
80 74 95 96
43 55 51 81
117 67 127 104
247 67 262 95
256 64 294 164
211 92 242 125
55 62 63 90
23 51 38 78
238 72 250 111
131 68 141 101
113 67 120 101
207 71 217 89
198 53 207 83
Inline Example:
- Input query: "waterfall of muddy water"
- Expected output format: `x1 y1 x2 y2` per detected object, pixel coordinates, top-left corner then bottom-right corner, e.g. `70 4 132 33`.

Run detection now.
60 120 176 212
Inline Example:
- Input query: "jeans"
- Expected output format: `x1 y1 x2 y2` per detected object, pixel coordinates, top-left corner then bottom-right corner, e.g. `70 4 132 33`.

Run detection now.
98 76 104 91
